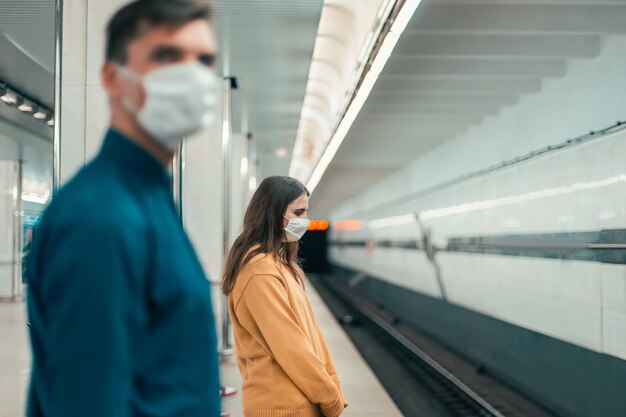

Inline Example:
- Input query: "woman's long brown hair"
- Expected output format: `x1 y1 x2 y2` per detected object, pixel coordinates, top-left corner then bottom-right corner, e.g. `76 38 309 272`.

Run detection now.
222 176 310 295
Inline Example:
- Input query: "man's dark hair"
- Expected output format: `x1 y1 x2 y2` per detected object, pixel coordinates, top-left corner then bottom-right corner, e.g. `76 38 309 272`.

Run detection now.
106 0 212 64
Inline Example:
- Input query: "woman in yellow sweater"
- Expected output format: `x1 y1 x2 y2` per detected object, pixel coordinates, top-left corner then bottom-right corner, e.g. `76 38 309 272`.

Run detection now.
222 176 348 417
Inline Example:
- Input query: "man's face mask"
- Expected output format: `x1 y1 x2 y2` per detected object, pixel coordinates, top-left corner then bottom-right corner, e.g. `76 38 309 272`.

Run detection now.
118 62 219 150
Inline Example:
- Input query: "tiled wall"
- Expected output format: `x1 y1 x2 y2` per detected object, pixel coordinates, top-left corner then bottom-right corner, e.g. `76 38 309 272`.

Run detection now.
329 35 626 362
331 128 626 361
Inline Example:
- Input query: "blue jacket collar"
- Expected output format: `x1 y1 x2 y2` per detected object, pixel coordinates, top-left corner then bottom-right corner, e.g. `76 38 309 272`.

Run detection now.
99 129 171 188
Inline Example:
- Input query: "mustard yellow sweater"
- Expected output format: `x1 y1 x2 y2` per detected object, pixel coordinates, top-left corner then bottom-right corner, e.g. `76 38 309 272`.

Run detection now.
228 253 348 417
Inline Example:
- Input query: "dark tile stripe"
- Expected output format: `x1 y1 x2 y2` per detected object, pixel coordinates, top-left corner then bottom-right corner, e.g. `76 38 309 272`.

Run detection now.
330 229 626 264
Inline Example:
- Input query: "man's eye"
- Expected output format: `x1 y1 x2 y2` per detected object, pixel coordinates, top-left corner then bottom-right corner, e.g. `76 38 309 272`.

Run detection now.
153 50 179 62
199 54 216 67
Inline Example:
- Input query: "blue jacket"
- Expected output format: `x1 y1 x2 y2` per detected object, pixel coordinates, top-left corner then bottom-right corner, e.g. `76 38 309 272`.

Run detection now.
26 129 221 417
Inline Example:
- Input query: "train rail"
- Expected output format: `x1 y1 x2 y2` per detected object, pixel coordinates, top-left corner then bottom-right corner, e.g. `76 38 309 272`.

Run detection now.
310 274 557 417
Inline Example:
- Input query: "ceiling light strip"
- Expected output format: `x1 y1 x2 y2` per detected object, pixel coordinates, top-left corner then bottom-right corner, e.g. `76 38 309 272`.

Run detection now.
327 0 395 134
288 0 395 179
306 0 422 193
0 80 55 127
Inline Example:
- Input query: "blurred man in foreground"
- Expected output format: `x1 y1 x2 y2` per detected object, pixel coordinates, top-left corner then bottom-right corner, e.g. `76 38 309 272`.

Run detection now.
26 1 222 416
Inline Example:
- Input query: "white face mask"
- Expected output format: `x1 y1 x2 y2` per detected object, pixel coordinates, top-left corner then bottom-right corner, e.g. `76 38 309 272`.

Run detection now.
284 216 310 242
118 62 219 150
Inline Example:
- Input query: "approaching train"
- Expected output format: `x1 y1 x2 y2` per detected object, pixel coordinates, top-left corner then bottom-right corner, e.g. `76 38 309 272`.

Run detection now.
330 126 626 417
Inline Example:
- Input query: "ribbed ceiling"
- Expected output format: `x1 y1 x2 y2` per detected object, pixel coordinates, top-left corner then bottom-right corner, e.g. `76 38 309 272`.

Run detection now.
0 0 55 185
211 0 324 177
1 0 324 179
0 0 55 106
288 0 386 185
311 0 626 215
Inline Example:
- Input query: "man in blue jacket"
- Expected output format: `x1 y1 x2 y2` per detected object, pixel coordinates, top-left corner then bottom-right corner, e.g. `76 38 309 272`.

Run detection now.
26 1 221 416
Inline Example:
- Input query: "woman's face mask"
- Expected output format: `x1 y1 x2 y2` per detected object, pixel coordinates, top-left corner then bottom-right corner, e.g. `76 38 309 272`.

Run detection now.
283 216 310 242
118 62 219 150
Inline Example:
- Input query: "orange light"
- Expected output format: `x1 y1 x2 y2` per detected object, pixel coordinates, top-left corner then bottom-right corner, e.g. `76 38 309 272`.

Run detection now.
332 219 364 231
307 219 329 231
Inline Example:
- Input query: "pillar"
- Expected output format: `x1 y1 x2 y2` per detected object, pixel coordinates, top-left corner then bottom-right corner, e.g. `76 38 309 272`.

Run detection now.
0 160 23 300
57 0 127 186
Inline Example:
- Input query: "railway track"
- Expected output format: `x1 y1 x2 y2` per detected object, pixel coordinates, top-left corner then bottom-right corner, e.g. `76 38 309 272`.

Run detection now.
310 274 558 417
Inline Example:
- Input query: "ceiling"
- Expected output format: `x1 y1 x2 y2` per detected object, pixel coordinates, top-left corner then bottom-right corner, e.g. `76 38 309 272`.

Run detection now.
0 0 55 186
310 0 626 215
211 0 324 178
0 0 325 184
7 0 626 212
288 0 386 183
0 0 55 108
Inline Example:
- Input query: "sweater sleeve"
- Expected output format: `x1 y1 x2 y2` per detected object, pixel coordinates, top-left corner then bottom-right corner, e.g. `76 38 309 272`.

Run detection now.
316 323 348 408
236 274 346 417
29 217 140 417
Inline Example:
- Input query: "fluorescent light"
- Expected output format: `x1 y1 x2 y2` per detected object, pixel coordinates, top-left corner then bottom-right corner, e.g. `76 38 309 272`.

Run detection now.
420 174 626 220
1 83 55 123
391 0 422 34
368 214 415 229
1 90 18 105
240 156 248 177
18 101 34 112
248 176 257 192
377 0 395 19
33 110 47 120
306 0 422 192
308 219 329 231
22 193 49 204
274 147 288 158
357 31 375 64
332 219 364 231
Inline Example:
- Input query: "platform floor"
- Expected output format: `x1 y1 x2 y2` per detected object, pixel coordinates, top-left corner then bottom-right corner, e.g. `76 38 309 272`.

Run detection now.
0 281 401 417
0 302 29 417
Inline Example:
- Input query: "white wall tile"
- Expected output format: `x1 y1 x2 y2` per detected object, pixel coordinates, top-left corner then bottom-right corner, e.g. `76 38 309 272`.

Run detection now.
59 85 86 184
61 0 87 87
86 0 130 87
84 86 109 160
0 162 19 298
602 266 626 312
602 309 626 360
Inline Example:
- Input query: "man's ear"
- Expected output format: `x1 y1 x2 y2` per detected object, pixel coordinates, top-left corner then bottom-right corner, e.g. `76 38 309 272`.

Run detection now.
101 61 120 99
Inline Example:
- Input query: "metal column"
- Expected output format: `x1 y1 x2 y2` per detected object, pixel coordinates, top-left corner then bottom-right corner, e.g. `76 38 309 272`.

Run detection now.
221 77 235 356
172 142 185 220
11 161 23 301
240 133 250 205
52 0 63 193
246 132 258 199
